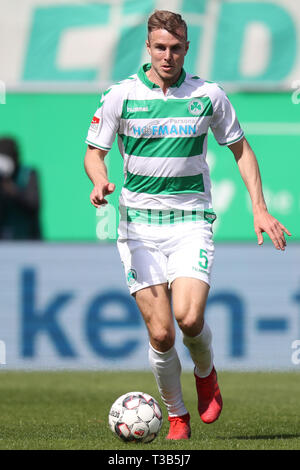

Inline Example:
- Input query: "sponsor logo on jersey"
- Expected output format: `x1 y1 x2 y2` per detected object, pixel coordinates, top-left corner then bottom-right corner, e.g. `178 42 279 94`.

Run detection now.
127 106 149 113
133 123 197 137
188 99 204 116
90 115 100 132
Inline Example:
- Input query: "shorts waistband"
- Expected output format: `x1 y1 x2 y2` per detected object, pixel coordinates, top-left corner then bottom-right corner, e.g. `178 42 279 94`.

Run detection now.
119 205 216 225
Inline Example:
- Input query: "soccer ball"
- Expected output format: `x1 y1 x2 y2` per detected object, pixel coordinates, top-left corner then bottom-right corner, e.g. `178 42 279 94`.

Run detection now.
108 391 163 443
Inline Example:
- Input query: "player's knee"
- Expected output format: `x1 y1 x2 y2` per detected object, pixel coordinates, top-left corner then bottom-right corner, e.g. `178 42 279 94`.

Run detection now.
150 329 175 352
176 311 204 337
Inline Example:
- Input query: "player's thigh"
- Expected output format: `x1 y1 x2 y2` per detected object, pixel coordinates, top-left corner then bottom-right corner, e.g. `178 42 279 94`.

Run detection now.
167 222 213 335
117 237 168 295
171 277 210 336
167 222 214 289
134 283 175 352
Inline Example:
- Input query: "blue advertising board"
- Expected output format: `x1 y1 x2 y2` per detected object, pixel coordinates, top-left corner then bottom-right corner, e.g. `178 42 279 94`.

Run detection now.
0 243 299 370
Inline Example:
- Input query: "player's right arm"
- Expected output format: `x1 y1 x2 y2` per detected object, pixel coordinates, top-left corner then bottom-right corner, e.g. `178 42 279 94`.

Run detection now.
84 145 115 208
84 83 123 207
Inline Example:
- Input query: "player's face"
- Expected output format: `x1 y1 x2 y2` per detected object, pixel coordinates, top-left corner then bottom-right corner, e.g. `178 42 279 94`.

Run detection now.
146 28 189 86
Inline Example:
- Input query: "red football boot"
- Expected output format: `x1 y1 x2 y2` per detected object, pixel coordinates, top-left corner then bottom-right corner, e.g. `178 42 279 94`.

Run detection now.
194 367 222 423
166 413 191 440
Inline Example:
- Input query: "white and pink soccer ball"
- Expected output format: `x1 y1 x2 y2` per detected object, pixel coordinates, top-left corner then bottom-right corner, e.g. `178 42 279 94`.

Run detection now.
108 391 163 443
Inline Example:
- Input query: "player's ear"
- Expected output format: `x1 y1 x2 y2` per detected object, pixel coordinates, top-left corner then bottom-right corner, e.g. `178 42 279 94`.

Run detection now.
184 41 190 55
146 38 151 55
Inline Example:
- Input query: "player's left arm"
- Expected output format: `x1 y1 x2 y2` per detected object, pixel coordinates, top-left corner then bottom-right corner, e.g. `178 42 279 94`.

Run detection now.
228 137 292 250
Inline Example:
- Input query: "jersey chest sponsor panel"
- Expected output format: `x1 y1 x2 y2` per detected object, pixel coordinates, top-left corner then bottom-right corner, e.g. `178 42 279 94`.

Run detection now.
86 65 244 211
119 106 211 202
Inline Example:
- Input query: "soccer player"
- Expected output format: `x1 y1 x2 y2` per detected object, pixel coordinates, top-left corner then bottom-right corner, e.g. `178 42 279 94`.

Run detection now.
84 10 291 440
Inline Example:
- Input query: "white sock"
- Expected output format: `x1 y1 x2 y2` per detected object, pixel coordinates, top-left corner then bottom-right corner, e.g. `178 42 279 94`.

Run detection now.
182 321 214 378
148 343 188 417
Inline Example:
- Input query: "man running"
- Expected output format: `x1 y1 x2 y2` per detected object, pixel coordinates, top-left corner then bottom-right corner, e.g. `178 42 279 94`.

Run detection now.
84 10 291 440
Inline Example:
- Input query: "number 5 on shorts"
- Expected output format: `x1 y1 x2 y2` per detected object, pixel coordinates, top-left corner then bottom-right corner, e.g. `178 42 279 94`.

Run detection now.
198 249 208 270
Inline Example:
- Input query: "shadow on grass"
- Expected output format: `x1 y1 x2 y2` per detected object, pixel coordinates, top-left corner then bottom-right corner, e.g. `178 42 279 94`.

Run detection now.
217 433 300 441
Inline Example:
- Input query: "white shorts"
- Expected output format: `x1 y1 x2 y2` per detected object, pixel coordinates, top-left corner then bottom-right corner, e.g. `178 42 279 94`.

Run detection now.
117 207 215 295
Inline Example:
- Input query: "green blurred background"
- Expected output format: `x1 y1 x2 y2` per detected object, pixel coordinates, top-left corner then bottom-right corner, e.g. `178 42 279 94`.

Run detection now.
1 92 298 241
1 0 299 241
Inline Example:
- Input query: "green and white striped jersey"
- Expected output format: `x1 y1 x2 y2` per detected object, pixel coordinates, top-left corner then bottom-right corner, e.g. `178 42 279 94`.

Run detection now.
86 63 244 212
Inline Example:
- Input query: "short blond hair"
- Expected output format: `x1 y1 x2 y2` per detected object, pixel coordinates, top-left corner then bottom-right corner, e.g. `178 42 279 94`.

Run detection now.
148 10 188 41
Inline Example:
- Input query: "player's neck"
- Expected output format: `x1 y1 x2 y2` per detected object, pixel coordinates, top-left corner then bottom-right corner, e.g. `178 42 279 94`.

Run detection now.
146 66 181 95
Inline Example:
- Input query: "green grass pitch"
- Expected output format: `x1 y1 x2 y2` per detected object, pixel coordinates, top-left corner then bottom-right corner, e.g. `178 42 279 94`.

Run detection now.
0 370 299 450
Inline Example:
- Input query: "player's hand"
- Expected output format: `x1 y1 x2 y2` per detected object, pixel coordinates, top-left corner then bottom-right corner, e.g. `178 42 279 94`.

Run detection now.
253 209 291 250
90 182 115 208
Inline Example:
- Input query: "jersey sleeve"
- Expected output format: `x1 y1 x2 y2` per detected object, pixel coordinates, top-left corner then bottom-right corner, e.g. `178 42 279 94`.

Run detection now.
210 85 244 146
85 86 122 151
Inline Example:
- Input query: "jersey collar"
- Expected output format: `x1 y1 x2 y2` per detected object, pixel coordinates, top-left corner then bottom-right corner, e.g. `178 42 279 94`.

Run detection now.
137 63 186 90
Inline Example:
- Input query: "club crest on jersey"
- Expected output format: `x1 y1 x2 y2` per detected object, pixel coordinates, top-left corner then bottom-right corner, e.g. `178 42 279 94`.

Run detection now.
188 99 204 116
127 268 137 286
90 115 100 132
